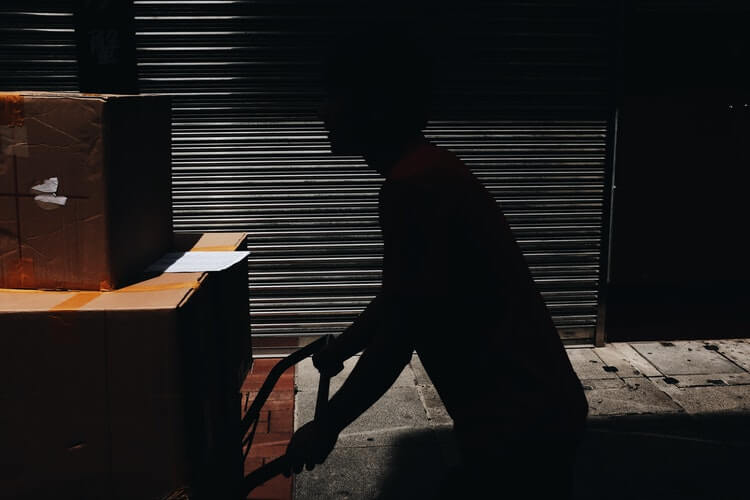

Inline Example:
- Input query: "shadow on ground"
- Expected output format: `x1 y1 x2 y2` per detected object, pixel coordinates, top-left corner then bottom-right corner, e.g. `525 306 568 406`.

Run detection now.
376 412 750 500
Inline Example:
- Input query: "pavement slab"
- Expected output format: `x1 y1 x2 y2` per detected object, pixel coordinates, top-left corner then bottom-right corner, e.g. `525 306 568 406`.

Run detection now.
292 447 367 499
593 344 656 377
293 339 750 500
666 372 750 388
651 378 750 414
567 347 620 380
294 432 448 500
585 377 684 416
608 342 664 377
295 357 416 394
710 339 750 372
296 386 431 448
581 378 627 390
416 384 453 425
409 354 433 386
630 341 743 376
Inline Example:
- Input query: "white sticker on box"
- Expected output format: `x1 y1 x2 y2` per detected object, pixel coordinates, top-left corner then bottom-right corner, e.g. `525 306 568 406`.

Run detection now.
30 177 67 210
147 251 250 273
31 177 59 194
33 193 68 210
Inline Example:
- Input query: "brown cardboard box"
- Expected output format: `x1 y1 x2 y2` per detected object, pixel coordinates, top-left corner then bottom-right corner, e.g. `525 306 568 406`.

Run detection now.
0 92 173 291
0 233 252 500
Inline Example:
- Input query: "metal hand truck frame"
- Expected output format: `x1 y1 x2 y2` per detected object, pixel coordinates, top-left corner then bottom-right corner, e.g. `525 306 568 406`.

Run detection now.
240 335 338 497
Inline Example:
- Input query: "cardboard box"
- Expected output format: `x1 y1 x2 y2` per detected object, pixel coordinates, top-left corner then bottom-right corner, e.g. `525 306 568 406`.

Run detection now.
0 92 173 291
0 233 252 500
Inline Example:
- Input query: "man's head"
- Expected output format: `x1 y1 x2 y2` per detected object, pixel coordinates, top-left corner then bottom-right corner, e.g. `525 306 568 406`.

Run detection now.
319 27 432 157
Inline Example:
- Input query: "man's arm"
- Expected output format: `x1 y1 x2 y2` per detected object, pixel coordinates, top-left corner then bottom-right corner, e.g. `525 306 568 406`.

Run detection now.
321 180 436 431
284 307 414 476
284 302 413 476
312 294 384 376
322 310 413 434
285 180 428 474
329 294 384 360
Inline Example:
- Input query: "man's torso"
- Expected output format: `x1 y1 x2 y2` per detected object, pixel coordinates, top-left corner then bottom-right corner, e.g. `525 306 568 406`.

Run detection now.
378 141 588 436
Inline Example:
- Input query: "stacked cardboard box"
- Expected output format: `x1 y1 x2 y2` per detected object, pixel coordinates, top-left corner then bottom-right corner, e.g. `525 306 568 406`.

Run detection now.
1 93 252 499
0 91 173 290
0 232 252 500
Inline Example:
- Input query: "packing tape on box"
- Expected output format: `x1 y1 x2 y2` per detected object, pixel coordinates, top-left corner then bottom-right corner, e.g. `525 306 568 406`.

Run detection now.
50 291 100 311
0 280 202 311
0 124 29 159
0 94 28 162
0 94 24 127
190 245 239 251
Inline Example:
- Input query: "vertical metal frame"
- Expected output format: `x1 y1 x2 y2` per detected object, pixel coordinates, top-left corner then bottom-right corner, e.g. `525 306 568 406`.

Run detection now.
595 0 625 347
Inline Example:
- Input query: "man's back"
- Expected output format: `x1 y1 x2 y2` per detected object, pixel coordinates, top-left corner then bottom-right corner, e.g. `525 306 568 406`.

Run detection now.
379 141 588 441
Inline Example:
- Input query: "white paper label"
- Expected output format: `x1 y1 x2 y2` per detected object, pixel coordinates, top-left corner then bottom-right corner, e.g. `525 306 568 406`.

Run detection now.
30 177 67 210
31 177 59 194
146 251 250 273
33 194 69 210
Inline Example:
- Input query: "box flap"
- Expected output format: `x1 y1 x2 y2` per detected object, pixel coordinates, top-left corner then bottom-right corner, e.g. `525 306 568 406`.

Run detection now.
0 272 205 312
187 232 247 252
0 289 80 312
0 232 247 311
84 272 205 310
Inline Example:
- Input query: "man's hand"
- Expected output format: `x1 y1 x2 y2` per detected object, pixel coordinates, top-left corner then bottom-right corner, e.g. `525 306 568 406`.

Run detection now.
283 420 339 477
312 344 345 378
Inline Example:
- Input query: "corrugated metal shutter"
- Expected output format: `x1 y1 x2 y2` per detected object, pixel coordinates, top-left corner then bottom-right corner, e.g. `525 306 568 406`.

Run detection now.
0 1 78 91
133 1 613 355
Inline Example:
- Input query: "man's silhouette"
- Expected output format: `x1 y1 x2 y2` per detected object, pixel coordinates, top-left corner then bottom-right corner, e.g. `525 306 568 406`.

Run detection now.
284 27 588 499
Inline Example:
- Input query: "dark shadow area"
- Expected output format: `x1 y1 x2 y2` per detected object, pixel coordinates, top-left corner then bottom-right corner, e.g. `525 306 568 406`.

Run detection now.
373 428 456 500
379 413 750 500
606 4 750 343
576 413 750 500
606 284 750 342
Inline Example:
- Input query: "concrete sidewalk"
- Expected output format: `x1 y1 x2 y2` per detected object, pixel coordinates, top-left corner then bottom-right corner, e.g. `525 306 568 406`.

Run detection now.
293 339 750 499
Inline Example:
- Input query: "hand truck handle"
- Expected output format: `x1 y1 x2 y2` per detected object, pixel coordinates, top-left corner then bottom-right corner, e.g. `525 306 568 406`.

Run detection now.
241 335 337 496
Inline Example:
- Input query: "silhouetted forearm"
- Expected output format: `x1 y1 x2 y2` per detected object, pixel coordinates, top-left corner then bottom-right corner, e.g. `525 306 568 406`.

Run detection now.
330 294 383 361
322 329 412 434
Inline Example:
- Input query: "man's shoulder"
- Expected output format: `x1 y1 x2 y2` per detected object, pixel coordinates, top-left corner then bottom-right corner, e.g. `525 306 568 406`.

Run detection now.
389 142 467 183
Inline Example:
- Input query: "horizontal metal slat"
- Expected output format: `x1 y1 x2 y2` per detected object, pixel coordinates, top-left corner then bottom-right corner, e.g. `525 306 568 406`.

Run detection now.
0 4 78 91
